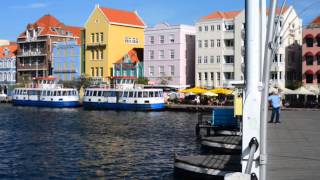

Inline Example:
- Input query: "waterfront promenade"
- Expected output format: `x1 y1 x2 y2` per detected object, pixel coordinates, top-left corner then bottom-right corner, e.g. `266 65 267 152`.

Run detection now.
267 110 320 180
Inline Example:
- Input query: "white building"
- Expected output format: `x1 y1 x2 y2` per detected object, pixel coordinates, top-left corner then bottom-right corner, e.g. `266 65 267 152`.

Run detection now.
195 6 302 88
144 23 196 87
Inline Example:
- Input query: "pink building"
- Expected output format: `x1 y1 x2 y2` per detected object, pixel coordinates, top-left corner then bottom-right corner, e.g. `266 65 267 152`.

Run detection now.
144 23 195 87
302 16 320 87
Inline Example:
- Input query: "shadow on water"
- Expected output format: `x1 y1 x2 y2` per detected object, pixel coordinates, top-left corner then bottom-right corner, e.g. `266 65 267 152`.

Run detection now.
0 104 200 179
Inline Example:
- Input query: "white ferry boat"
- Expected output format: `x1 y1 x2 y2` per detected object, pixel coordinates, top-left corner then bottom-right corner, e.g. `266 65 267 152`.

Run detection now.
83 77 165 110
12 77 80 107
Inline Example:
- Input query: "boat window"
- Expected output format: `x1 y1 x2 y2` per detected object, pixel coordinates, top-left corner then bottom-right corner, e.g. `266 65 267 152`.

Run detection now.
57 91 62 96
97 91 102 96
143 91 148 98
155 91 159 97
47 91 51 96
129 91 134 98
123 91 128 97
62 91 67 96
149 91 154 97
85 90 89 96
103 91 108 97
138 91 142 98
159 91 163 97
119 91 123 97
53 91 57 96
93 91 97 97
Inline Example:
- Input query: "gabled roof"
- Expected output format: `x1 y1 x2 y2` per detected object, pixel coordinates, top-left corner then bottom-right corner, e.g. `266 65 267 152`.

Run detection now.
18 14 83 40
0 43 17 58
201 11 241 21
310 16 320 26
99 7 145 27
115 49 142 64
266 6 289 16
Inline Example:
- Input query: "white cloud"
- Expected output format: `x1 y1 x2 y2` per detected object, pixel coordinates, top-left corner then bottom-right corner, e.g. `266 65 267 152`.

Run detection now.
11 3 48 9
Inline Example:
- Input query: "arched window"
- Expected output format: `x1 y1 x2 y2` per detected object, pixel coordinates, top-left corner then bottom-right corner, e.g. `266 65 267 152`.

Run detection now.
305 34 314 47
316 34 320 47
305 70 314 84
305 52 314 66
3 72 7 81
0 72 3 81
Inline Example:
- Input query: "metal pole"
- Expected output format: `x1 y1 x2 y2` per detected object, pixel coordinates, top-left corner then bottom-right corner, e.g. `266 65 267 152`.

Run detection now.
260 0 266 80
260 1 278 180
242 0 261 177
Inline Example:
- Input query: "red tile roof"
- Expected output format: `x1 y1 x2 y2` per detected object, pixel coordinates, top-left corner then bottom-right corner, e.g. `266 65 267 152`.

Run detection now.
18 14 83 39
266 7 289 16
0 43 17 58
310 16 320 25
201 11 241 21
116 49 141 64
100 7 145 27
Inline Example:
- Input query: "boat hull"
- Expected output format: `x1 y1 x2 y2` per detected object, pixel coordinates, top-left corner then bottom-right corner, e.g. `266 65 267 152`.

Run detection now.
83 102 165 110
12 100 80 108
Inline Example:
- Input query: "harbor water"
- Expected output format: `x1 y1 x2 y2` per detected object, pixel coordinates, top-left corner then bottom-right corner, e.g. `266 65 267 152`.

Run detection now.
0 104 200 179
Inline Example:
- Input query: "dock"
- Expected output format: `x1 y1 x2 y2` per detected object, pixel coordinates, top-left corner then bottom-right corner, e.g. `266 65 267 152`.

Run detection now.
201 136 242 154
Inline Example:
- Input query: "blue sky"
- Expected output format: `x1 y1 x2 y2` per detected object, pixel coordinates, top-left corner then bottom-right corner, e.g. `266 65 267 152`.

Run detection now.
1 0 319 41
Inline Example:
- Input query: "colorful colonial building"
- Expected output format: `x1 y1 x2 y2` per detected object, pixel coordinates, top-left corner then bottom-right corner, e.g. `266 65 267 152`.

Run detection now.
144 23 195 87
302 16 320 88
16 14 81 82
112 48 143 78
83 4 145 83
0 41 17 95
52 39 82 81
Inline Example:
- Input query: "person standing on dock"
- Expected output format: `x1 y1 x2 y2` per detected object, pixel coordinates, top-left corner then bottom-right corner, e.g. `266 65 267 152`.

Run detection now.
268 90 281 123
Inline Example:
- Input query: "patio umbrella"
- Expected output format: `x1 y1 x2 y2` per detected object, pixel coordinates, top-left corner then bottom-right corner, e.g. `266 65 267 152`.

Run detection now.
209 88 233 95
291 86 315 95
179 87 208 94
202 91 218 97
307 86 320 95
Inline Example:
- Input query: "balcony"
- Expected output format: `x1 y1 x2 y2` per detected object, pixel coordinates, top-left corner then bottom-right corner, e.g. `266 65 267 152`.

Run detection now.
17 63 47 71
86 42 106 48
53 69 77 73
17 49 47 57
17 37 47 43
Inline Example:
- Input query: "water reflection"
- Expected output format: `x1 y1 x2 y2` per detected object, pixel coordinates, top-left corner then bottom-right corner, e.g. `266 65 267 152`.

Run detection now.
0 104 200 179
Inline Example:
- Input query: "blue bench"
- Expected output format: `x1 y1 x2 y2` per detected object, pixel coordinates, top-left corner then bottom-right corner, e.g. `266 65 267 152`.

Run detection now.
211 108 237 128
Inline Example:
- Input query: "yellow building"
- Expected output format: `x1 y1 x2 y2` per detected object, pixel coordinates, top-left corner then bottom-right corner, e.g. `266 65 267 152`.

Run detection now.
84 4 145 81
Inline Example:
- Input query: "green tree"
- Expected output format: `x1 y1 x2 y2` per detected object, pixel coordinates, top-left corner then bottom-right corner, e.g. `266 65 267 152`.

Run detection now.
136 77 149 85
158 76 172 85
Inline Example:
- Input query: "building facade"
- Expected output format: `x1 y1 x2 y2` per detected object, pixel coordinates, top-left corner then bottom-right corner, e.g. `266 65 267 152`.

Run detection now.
195 6 302 88
195 11 245 88
84 5 145 83
302 16 320 88
144 23 195 87
113 48 143 78
0 42 17 94
52 40 81 81
16 14 81 82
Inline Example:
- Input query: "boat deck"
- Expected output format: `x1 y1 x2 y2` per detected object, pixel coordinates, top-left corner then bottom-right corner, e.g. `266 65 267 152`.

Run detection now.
201 136 242 154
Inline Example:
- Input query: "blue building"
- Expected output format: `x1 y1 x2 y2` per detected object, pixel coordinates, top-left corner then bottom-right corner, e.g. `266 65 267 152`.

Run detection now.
0 42 17 95
113 48 144 78
52 40 81 81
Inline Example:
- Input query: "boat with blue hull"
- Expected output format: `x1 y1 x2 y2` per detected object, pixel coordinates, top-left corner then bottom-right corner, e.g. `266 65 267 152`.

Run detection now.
83 77 165 111
12 77 80 108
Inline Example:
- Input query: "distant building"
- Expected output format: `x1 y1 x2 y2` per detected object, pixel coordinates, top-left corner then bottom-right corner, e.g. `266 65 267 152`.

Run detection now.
16 14 81 82
302 16 320 88
0 42 17 94
52 40 81 81
195 6 302 88
113 48 143 78
144 23 195 87
84 4 145 83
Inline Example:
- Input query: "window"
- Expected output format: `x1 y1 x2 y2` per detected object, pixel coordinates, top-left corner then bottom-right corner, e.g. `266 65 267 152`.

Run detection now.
100 67 103 77
224 56 234 64
198 26 202 32
204 56 208 64
211 25 214 31
91 67 94 76
159 50 164 59
198 56 202 64
96 33 99 42
91 33 94 43
318 74 320 83
204 72 208 80
217 25 221 30
96 67 99 76
271 72 278 80
306 55 313 65
149 66 154 76
100 33 104 42
306 74 313 83
210 56 214 63
170 49 175 59
159 66 165 76
100 50 103 59
150 36 154 44
224 72 234 80
198 40 202 48
198 72 201 80
169 65 174 76
225 39 234 47
91 50 94 60
160 35 165 44
204 40 208 48
211 72 214 80
149 50 154 59
317 36 320 47
204 26 208 31
217 40 221 47
96 50 99 60
169 34 175 43
305 37 313 47
317 55 320 65
217 56 221 63
64 48 68 57
225 24 234 31
210 40 214 47
217 72 220 81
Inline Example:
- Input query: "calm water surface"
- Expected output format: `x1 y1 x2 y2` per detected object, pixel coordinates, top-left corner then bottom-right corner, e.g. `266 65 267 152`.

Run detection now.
0 104 200 179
